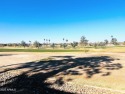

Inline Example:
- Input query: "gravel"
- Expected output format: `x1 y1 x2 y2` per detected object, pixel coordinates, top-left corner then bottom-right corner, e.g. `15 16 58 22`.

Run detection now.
0 71 20 87
48 82 125 94
0 70 125 94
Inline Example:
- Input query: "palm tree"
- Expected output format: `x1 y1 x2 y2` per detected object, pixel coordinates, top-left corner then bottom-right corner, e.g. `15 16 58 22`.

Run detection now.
29 41 31 47
49 39 50 46
43 39 45 43
63 38 65 43
44 39 45 47
66 39 68 43
66 39 68 48
49 39 50 43
46 39 48 47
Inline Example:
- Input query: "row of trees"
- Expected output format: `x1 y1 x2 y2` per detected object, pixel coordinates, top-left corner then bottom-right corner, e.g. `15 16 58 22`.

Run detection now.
0 36 123 49
19 40 78 49
80 35 120 48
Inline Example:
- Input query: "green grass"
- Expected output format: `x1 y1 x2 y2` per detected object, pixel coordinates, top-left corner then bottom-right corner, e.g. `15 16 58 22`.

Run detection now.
0 49 85 52
0 46 125 52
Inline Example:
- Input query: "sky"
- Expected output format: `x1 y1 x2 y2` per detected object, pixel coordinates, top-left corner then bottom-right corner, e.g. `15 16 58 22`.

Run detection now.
0 0 125 43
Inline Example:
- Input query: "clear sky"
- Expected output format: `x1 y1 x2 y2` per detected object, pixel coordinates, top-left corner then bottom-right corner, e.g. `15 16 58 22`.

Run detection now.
0 0 125 43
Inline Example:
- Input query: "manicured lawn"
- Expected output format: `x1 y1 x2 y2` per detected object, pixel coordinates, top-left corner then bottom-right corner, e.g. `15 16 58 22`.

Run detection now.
0 49 85 52
0 46 125 52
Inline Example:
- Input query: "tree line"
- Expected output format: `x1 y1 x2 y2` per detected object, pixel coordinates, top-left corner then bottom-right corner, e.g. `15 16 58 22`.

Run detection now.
0 36 124 49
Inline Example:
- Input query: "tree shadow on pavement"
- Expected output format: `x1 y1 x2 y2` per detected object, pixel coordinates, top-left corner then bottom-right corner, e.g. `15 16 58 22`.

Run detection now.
0 55 123 94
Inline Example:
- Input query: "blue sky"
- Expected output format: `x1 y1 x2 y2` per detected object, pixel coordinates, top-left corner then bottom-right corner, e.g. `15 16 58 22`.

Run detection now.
0 0 125 43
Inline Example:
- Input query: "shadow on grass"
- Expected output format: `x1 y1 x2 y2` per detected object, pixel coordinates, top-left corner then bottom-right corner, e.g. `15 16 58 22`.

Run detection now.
0 55 123 94
0 54 16 57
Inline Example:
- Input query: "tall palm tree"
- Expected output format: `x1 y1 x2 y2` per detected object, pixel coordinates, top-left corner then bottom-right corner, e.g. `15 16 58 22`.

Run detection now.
29 41 31 47
44 39 45 43
46 39 48 47
63 38 65 43
44 39 45 47
49 39 50 47
46 39 48 43
49 39 50 44
66 39 68 48
111 35 113 38
66 39 68 43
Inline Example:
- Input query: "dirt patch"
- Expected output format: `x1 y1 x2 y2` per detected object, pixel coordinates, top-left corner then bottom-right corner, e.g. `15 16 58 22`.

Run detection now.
0 52 125 94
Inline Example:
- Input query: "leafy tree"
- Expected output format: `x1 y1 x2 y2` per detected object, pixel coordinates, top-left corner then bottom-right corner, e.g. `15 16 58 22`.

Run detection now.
33 41 40 49
71 42 78 48
62 43 67 49
123 41 125 45
21 41 26 48
98 42 106 48
104 39 108 45
80 36 88 46
0 44 4 47
60 43 63 48
111 36 118 45
51 43 56 49
94 43 98 49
